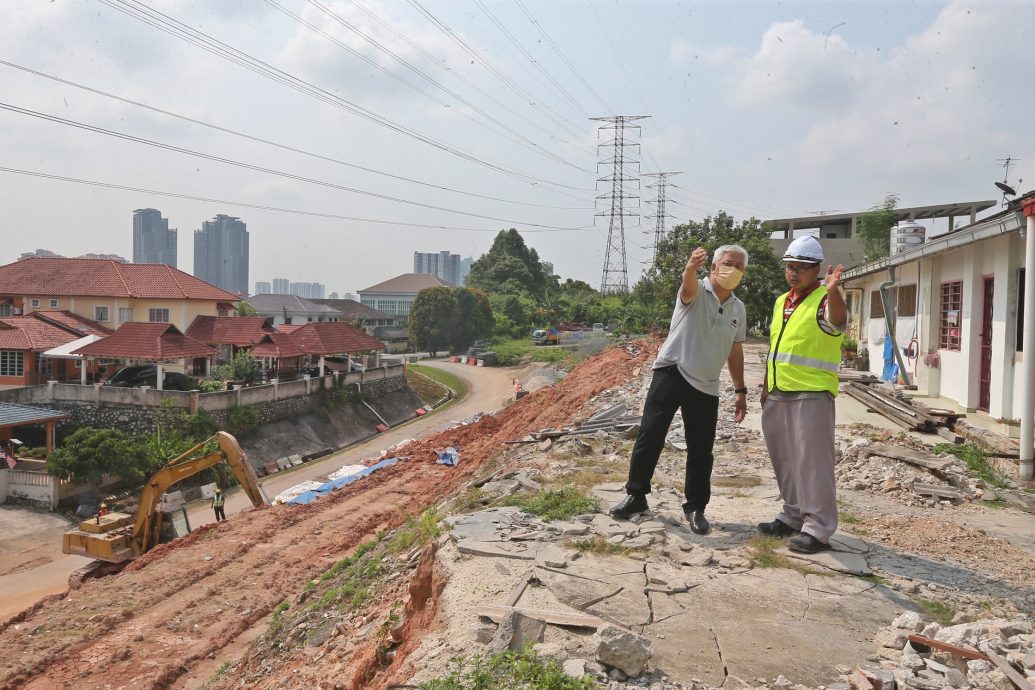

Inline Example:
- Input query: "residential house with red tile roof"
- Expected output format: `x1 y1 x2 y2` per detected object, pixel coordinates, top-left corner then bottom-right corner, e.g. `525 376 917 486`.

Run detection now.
249 332 305 379
357 273 451 318
74 323 216 389
0 257 238 333
289 322 386 376
185 315 275 364
0 311 112 389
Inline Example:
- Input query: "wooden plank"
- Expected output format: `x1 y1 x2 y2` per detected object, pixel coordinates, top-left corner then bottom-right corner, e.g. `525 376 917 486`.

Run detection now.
844 386 925 430
983 646 1035 690
865 444 957 471
906 634 990 661
504 569 535 607
479 604 602 629
935 426 964 443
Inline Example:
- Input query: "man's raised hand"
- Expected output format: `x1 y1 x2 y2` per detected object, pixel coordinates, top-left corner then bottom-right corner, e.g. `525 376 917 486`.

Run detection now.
685 247 708 275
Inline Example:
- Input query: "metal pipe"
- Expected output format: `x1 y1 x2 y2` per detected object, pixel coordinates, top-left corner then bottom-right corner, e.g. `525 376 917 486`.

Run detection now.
1020 203 1035 481
879 266 911 387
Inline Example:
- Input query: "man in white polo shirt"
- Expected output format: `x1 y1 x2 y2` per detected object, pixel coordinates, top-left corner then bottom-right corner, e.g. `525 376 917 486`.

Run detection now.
609 245 749 534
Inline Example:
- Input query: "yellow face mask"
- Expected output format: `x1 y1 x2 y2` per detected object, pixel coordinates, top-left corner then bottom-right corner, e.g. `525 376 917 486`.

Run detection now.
714 266 744 290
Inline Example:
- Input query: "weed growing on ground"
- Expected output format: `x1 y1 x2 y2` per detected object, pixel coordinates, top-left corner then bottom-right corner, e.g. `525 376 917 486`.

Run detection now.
204 661 232 687
916 597 956 625
568 535 646 557
503 486 598 521
982 498 1008 510
389 509 442 555
419 646 596 689
712 475 762 488
857 574 891 586
933 443 1009 489
746 536 828 576
450 487 490 513
265 601 290 638
838 510 860 525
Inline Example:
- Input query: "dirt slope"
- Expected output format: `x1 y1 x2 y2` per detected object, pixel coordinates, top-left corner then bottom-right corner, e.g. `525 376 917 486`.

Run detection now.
0 343 652 690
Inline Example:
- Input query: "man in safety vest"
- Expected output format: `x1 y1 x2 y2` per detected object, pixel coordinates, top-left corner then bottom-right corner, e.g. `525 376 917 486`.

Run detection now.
211 488 227 522
759 235 846 553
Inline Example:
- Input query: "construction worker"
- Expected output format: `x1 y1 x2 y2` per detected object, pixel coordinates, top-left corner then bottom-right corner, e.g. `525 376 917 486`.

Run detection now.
759 235 846 554
609 245 749 535
211 488 227 522
97 502 109 517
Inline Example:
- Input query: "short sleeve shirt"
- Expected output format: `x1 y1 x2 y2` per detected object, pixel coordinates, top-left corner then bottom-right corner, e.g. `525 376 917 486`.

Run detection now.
653 278 747 397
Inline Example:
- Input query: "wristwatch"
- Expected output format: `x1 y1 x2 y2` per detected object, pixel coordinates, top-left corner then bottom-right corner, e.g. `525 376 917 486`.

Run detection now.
734 387 748 395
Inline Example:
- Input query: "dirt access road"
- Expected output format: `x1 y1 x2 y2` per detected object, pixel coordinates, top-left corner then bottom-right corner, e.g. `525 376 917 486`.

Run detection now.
0 346 651 689
0 359 515 626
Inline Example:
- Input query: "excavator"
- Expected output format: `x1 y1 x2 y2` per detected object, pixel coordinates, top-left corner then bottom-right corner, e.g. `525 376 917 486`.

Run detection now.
62 431 269 567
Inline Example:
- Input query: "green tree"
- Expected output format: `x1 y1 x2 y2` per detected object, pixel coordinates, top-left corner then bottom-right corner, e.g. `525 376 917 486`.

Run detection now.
408 286 460 356
466 229 549 296
48 427 152 488
488 293 538 338
635 211 784 333
210 350 262 384
857 193 900 262
452 287 494 351
236 301 258 316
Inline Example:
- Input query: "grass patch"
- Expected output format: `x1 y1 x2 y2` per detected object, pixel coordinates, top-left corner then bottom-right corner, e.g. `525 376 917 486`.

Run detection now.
450 486 490 513
712 475 762 488
745 536 827 575
406 369 450 406
503 486 598 521
408 364 467 404
491 337 574 367
204 661 232 687
420 646 595 689
838 510 860 525
569 535 647 557
566 468 623 490
265 601 290 638
857 573 891 586
982 498 1008 510
933 443 1009 489
388 509 443 555
916 597 956 625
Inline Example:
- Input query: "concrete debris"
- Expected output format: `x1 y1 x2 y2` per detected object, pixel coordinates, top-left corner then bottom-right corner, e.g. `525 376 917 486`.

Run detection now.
594 623 654 677
838 440 980 506
486 610 546 654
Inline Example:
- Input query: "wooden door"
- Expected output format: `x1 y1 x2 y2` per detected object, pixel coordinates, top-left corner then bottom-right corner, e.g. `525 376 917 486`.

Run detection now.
978 277 994 411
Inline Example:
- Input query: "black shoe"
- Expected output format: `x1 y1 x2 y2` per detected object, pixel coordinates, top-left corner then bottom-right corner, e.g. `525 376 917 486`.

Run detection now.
608 494 649 520
756 519 797 537
685 509 710 535
788 533 831 554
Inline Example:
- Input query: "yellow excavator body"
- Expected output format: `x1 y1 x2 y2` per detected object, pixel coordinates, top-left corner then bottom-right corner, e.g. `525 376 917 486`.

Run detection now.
62 431 268 564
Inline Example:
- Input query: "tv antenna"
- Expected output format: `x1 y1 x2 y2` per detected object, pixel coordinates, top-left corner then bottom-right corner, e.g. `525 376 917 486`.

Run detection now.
994 156 1021 203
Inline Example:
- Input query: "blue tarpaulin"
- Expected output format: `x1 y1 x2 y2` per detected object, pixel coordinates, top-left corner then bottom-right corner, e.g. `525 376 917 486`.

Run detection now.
287 457 401 505
435 447 460 467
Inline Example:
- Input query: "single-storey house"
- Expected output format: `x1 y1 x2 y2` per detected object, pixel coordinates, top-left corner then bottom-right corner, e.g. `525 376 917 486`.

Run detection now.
842 193 1034 453
289 322 387 375
0 311 113 389
249 332 305 380
245 294 342 327
309 298 401 331
185 315 276 364
74 322 216 389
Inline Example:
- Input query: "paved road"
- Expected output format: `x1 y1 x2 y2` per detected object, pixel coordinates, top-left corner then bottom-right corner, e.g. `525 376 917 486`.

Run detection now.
0 360 516 624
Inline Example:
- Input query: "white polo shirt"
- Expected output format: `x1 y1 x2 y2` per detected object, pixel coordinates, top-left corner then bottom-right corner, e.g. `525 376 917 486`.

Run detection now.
653 277 747 397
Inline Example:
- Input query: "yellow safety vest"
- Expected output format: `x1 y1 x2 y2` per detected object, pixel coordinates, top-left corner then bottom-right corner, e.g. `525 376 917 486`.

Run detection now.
767 286 842 396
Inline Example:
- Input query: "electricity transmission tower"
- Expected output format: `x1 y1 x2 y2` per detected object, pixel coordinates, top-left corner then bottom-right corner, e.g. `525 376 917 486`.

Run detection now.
643 171 682 265
592 115 649 294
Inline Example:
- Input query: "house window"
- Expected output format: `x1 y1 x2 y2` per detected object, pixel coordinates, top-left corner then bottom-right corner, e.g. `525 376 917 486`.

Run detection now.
94 306 110 322
870 290 884 319
1019 268 1026 352
119 308 134 322
939 281 963 351
34 353 53 376
0 351 24 377
897 285 917 317
30 299 40 308
49 299 59 308
148 308 170 323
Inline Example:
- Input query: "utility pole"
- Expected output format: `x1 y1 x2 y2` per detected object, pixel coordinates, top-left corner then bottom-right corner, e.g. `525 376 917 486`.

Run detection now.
642 171 681 266
592 115 649 294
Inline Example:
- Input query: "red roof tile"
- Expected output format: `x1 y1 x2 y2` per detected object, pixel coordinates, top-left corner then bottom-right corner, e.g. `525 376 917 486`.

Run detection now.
0 311 110 352
275 324 302 334
289 322 386 355
250 332 304 359
185 316 274 346
74 323 216 360
0 257 239 301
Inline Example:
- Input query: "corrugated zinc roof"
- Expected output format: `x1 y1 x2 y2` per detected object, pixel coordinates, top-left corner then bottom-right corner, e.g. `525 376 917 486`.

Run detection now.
0 402 68 429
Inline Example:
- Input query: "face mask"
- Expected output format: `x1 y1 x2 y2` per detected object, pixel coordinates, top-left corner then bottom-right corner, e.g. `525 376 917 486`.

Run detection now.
714 266 744 290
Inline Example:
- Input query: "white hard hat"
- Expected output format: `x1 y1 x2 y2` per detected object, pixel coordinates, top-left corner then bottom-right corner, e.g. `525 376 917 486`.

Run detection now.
783 235 824 263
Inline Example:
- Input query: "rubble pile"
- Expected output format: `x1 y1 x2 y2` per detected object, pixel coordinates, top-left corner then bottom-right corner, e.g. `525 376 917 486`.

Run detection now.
837 439 983 506
846 613 1035 690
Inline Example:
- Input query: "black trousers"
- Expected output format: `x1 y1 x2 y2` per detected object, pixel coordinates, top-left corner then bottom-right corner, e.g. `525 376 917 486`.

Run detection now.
214 505 226 521
624 365 720 512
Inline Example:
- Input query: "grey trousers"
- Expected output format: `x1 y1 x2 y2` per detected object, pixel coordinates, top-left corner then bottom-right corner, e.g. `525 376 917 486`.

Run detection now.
761 395 838 543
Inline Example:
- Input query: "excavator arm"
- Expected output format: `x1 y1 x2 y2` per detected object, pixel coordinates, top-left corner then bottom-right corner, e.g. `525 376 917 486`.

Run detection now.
132 431 268 554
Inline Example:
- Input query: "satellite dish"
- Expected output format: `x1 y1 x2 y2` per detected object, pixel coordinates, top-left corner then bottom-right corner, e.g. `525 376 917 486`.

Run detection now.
995 181 1016 196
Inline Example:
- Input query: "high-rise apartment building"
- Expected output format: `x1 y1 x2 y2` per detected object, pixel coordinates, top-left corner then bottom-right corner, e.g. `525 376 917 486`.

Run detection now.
271 278 290 294
254 281 271 295
289 281 325 299
413 250 461 285
459 256 473 286
194 214 249 295
132 208 177 266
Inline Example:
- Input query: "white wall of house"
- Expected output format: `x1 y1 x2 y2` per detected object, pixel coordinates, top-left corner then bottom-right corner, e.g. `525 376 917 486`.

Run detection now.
847 230 1026 421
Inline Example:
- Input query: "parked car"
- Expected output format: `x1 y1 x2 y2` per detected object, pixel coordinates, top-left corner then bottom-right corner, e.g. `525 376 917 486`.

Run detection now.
104 365 196 391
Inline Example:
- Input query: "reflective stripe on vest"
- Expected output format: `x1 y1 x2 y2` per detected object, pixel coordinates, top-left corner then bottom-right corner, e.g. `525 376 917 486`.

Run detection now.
767 286 842 396
214 494 224 507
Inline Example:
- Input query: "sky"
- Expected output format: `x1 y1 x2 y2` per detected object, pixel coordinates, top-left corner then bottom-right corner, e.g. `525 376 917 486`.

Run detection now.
2 0 1033 296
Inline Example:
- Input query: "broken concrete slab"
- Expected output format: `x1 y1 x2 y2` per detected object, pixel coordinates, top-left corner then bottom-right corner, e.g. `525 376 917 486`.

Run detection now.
587 586 652 628
777 546 872 576
648 590 686 623
830 533 871 554
479 605 602 630
536 545 568 569
594 623 653 677
457 538 537 560
540 568 624 610
554 521 590 537
486 610 545 654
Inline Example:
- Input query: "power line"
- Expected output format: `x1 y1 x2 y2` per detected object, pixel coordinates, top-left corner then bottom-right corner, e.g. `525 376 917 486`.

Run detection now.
96 0 590 195
343 0 595 157
513 0 612 114
643 171 681 265
0 101 586 229
269 0 595 175
0 165 597 233
0 59 591 210
593 115 649 294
